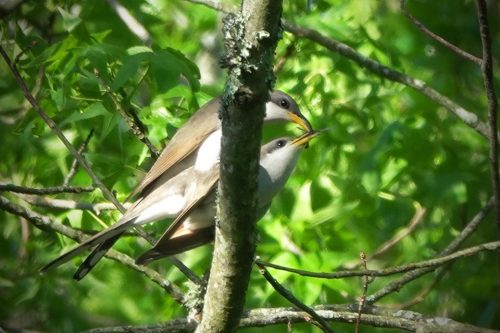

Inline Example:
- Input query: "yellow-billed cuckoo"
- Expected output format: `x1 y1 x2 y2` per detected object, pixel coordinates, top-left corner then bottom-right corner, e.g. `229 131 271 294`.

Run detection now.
41 92 313 279
136 131 319 265
130 90 312 199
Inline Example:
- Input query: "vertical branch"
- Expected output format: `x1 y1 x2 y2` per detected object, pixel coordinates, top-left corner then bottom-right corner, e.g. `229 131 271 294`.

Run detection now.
475 0 500 276
196 0 283 332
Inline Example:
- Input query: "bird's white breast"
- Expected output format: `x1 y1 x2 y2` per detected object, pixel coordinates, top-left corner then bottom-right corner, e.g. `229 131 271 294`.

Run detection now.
195 130 222 172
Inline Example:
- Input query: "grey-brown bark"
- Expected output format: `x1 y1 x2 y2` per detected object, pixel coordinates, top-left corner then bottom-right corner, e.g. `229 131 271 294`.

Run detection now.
195 0 283 332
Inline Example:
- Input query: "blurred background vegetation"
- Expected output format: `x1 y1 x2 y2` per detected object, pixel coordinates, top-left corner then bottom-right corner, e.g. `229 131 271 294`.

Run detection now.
0 0 499 332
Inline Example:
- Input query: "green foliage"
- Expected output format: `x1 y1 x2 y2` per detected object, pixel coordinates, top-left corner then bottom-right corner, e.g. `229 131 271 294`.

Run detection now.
1 0 499 332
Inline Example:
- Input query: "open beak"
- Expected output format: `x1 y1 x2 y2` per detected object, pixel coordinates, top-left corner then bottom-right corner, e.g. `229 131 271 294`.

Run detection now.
292 130 320 148
289 112 314 132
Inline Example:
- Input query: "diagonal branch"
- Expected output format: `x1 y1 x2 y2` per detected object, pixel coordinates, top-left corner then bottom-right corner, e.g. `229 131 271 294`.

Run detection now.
256 263 334 333
400 0 483 65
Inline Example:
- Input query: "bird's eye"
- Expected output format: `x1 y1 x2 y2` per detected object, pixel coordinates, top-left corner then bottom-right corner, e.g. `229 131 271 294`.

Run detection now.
276 139 286 148
279 98 290 109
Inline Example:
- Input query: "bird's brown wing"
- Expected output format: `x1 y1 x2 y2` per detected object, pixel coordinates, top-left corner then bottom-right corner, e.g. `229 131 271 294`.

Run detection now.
136 166 220 264
129 97 221 199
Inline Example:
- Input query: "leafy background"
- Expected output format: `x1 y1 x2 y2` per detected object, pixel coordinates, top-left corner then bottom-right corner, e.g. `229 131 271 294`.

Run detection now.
0 0 499 332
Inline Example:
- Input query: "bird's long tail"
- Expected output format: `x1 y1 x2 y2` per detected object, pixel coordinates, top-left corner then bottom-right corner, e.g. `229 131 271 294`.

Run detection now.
72 234 123 280
40 219 134 275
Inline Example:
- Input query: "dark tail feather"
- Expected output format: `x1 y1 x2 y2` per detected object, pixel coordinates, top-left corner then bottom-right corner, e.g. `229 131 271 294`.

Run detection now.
136 227 214 265
73 233 123 281
40 219 134 274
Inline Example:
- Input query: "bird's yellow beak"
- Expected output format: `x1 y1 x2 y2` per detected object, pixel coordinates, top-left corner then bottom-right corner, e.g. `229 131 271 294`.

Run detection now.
291 131 320 147
289 112 313 132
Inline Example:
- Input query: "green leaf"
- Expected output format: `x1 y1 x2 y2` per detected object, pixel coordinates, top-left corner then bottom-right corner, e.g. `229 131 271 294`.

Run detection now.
60 102 108 126
111 53 149 91
57 7 82 32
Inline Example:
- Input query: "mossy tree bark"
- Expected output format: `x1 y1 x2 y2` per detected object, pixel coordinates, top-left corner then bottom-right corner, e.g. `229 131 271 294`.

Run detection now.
195 0 283 332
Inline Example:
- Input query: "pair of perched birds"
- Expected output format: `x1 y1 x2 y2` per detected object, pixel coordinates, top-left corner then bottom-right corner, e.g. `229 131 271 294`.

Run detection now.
41 91 318 280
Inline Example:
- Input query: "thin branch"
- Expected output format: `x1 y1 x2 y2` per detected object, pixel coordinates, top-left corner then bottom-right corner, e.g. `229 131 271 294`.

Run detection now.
63 129 95 186
16 194 119 214
257 240 500 279
81 304 500 333
398 267 449 309
368 206 426 261
0 66 43 125
476 0 500 281
0 195 185 304
355 251 369 333
0 183 95 195
256 263 334 333
342 205 426 269
400 0 483 65
368 196 494 302
184 0 490 139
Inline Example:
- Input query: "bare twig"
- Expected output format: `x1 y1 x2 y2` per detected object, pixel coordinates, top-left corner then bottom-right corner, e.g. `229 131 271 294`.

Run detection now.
63 130 95 186
400 0 482 65
475 0 500 281
256 263 334 333
355 251 369 333
168 257 203 286
399 267 449 309
368 206 426 261
0 183 95 195
257 239 500 280
17 194 119 214
342 205 426 270
0 195 185 304
368 196 494 302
